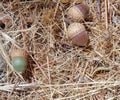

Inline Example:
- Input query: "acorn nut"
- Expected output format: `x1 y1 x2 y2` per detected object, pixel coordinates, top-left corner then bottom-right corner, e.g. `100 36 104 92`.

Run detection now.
67 22 89 46
67 4 89 22
11 49 28 73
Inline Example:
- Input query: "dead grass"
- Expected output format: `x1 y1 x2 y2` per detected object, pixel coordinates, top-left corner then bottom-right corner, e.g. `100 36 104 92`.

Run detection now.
0 0 120 100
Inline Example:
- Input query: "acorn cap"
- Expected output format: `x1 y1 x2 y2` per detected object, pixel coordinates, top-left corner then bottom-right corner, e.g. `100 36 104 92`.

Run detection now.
67 4 89 22
11 49 28 59
67 22 86 38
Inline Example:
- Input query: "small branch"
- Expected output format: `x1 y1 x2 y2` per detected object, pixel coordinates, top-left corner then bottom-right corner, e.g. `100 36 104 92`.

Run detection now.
7 78 19 100
105 0 108 31
18 0 27 50
104 0 111 40
96 0 101 21
20 13 27 49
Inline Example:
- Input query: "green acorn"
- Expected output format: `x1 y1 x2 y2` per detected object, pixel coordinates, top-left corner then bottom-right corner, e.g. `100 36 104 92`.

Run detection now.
11 49 28 73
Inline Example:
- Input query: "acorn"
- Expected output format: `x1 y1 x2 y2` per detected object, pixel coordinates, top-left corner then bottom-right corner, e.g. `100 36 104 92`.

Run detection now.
11 49 28 73
67 22 89 46
67 4 89 22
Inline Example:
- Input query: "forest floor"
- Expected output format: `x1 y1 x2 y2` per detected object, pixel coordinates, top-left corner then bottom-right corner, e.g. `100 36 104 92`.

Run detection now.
0 0 120 100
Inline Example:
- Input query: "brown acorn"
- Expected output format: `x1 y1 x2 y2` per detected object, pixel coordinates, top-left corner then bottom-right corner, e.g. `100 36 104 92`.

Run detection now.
67 4 89 22
67 22 89 46
11 49 28 73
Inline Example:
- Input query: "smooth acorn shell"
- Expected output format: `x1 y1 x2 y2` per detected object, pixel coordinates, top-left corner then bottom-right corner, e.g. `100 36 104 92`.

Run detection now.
12 57 27 72
72 30 89 46
67 22 89 46
11 49 27 72
67 4 89 22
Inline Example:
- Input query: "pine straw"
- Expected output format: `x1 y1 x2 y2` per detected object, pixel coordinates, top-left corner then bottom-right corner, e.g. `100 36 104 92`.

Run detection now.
0 0 120 100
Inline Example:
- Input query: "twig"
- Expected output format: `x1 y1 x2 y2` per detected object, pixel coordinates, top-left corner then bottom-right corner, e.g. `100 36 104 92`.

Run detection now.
108 0 113 24
20 13 27 49
96 0 101 21
30 55 49 81
105 0 108 31
7 78 19 100
104 0 111 40
53 0 60 19
90 67 111 77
